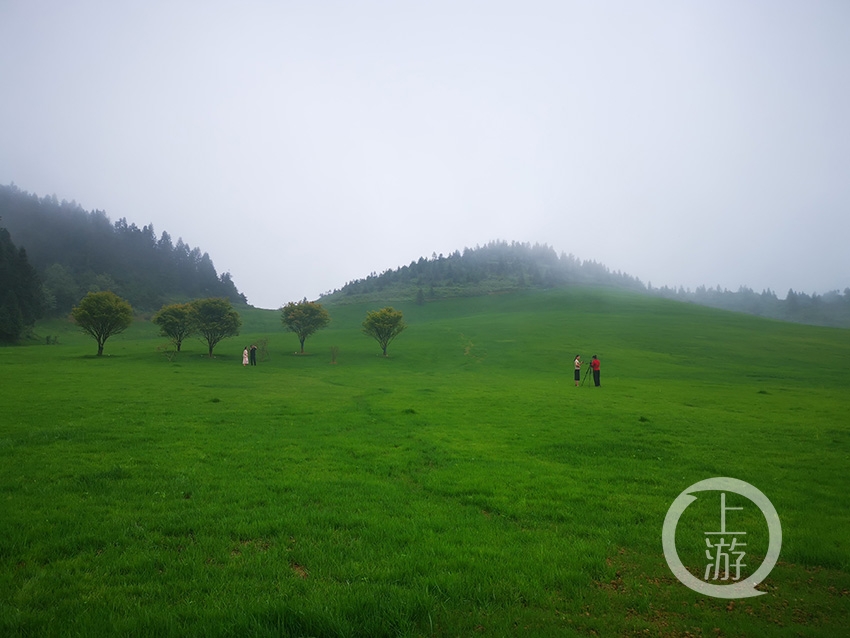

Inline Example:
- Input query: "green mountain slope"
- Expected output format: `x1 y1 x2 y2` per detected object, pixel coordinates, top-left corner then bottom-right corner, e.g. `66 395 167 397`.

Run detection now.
322 239 850 328
2 287 847 636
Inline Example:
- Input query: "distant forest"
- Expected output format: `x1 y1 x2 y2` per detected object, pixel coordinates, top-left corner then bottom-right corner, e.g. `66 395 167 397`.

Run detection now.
324 240 850 328
324 241 645 300
0 184 245 315
649 283 850 329
2 183 848 329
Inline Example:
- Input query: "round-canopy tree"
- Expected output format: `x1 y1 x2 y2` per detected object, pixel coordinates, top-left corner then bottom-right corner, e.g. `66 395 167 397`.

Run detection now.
70 291 133 355
362 306 406 356
280 299 330 353
151 302 195 352
191 297 241 357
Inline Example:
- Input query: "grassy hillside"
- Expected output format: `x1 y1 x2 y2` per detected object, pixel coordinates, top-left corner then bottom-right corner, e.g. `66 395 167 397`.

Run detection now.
1 288 848 636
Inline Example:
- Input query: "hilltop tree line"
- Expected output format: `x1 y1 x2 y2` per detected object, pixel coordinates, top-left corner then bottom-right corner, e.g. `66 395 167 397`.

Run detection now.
323 240 849 328
649 283 850 329
0 184 245 317
324 240 645 300
3 182 848 339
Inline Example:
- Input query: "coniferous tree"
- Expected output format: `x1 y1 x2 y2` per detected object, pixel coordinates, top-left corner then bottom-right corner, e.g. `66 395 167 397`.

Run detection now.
0 225 42 341
0 184 247 312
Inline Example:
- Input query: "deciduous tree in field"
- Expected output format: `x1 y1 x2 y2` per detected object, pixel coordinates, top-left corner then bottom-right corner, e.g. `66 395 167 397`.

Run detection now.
362 306 406 356
280 299 330 354
191 297 241 358
151 302 195 352
70 291 133 355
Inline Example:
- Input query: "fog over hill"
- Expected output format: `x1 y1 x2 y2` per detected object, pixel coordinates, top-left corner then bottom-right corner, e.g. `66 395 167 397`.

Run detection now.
2 184 848 328
2 3 848 312
0 184 244 314
322 240 850 328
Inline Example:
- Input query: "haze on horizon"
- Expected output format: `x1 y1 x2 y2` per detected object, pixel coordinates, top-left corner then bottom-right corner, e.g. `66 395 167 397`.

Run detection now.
1 1 848 310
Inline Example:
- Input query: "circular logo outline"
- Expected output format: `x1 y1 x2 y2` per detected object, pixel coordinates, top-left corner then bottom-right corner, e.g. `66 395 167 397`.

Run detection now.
662 477 782 599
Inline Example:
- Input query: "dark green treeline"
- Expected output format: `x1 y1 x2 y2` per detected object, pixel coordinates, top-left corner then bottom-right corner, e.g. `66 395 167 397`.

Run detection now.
0 184 245 316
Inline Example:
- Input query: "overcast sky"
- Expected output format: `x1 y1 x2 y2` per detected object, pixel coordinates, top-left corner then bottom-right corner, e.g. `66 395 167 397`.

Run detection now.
2 1 848 309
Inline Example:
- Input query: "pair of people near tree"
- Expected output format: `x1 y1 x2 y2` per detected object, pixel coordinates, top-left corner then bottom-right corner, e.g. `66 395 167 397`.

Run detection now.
242 344 257 366
573 354 601 387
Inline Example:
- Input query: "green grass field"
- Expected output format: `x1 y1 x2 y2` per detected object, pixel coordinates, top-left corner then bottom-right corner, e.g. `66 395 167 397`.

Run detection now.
1 288 848 636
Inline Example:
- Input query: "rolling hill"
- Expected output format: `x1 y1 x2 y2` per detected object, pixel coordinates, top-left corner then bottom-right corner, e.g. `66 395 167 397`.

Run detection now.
1 286 847 635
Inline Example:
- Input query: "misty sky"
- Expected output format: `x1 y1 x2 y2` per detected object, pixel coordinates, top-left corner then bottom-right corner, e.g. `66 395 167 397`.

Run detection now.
2 1 848 309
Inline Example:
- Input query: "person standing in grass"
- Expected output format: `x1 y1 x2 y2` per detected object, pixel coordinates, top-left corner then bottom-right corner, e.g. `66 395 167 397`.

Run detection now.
591 355 601 386
249 344 257 366
574 354 582 387
242 347 249 366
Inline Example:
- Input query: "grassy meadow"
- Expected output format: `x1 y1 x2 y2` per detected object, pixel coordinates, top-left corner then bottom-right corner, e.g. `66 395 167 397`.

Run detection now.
1 287 848 637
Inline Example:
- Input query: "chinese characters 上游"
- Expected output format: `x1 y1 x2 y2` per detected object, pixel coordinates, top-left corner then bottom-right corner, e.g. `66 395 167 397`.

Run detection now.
704 492 747 581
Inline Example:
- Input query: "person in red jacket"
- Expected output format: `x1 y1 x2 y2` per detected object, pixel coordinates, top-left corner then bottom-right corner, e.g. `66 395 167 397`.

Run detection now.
591 355 601 387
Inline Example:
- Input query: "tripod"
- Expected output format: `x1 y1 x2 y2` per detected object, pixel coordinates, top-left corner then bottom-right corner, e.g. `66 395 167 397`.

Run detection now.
581 363 592 386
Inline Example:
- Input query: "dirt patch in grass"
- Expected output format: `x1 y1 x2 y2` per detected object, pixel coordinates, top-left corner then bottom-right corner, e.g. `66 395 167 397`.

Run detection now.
290 562 309 579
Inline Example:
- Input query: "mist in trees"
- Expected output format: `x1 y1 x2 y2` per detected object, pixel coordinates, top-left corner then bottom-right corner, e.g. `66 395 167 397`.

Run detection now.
323 240 849 329
0 224 43 341
3 184 847 331
324 240 645 301
0 184 246 314
648 284 850 329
